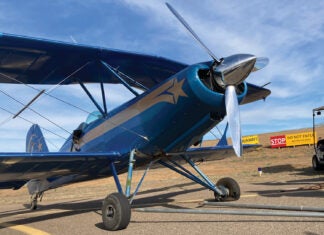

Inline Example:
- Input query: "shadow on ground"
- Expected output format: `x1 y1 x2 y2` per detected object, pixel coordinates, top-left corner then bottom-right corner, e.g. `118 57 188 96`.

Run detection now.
0 181 206 230
249 165 324 198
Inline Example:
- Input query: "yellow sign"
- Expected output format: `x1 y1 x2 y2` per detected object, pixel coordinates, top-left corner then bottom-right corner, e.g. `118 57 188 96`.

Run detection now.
285 132 316 146
242 135 259 144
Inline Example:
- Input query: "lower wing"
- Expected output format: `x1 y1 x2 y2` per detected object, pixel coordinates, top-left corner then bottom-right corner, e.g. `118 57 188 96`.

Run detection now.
0 152 120 189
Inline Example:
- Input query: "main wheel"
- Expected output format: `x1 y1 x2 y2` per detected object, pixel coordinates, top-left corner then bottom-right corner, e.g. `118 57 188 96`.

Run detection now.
214 177 240 201
102 193 131 231
312 155 323 171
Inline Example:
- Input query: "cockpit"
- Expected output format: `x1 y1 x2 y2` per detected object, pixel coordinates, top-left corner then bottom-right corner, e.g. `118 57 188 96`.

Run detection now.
71 111 103 151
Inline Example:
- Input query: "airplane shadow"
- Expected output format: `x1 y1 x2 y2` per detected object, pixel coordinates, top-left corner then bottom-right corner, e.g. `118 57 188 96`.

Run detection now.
248 188 324 198
261 164 324 177
249 165 324 198
132 185 205 208
0 181 206 230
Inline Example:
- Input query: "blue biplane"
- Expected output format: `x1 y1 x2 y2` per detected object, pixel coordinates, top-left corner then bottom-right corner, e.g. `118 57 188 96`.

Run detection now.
0 3 270 230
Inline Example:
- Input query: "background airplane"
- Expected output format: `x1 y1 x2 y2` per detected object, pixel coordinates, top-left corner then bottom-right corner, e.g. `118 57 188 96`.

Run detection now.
0 3 270 231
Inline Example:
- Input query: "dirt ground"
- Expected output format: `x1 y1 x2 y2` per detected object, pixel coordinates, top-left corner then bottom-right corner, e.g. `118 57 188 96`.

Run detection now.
0 141 323 235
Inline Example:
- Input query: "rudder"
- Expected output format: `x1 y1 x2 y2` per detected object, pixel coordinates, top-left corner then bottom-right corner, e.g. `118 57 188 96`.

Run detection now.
26 124 49 153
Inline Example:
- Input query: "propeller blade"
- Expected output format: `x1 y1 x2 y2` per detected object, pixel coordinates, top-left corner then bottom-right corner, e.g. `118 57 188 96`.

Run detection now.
225 85 242 157
165 2 221 64
252 57 269 72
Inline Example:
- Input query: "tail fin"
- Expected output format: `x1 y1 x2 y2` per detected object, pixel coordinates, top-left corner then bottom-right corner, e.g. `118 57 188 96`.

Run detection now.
26 124 49 153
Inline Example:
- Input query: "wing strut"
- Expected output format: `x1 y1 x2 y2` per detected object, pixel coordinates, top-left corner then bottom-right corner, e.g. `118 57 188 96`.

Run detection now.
77 79 106 117
13 89 45 119
100 61 140 97
100 82 108 115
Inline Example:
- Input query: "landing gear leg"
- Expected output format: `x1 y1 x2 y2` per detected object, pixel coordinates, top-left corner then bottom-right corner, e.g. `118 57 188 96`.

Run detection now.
30 197 37 210
30 192 43 210
158 156 241 202
102 150 155 230
102 151 134 231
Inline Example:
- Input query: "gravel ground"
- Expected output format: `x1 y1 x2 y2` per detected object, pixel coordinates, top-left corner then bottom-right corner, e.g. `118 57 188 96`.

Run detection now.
0 146 323 235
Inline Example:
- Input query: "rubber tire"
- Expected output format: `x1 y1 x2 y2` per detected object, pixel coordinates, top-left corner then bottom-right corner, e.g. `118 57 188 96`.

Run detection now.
215 177 240 201
102 193 131 231
312 155 323 171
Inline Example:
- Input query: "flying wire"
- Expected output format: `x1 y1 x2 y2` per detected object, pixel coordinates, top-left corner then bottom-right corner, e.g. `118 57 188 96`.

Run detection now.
0 115 12 127
0 62 94 112
0 106 66 141
0 106 61 150
46 62 92 94
0 89 71 135
215 126 224 137
0 72 91 116
0 64 92 139
0 65 151 143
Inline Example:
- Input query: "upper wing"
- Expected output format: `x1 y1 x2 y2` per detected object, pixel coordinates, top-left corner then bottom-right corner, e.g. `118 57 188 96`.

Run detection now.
0 33 187 89
0 33 270 100
0 151 120 189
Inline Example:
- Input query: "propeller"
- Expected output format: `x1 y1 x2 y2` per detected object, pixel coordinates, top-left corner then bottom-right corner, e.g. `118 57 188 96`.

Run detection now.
166 3 267 156
165 2 221 65
253 57 269 72
225 85 242 155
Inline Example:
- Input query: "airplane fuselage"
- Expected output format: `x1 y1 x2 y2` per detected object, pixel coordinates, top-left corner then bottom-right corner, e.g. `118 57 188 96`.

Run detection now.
61 61 247 160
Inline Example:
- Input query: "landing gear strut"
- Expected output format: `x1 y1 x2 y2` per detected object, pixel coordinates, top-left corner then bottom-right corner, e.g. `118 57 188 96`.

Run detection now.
30 192 43 210
158 156 241 202
102 150 154 231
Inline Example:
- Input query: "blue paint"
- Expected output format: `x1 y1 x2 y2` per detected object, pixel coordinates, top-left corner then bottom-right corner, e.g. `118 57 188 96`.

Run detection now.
78 63 236 155
0 33 270 192
110 162 123 194
217 123 229 146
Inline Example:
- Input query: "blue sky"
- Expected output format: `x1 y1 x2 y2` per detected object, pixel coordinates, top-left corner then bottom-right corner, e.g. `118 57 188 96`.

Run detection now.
0 0 324 151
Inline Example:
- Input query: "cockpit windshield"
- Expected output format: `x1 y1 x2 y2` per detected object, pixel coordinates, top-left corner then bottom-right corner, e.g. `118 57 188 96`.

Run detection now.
85 111 103 124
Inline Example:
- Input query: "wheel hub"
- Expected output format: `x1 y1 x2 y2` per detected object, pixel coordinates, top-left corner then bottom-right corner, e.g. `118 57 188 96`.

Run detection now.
107 205 115 218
